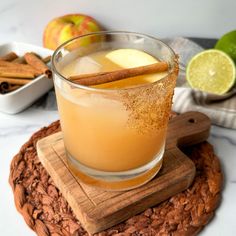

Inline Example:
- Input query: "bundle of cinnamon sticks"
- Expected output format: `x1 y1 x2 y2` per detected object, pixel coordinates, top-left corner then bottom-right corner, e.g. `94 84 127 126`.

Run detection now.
0 52 51 94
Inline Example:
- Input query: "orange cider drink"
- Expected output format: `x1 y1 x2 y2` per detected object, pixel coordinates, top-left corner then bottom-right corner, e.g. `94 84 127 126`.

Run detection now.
52 32 178 190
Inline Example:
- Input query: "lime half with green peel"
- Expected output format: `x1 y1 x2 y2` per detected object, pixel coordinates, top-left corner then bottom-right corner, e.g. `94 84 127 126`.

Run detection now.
215 30 236 64
186 49 236 95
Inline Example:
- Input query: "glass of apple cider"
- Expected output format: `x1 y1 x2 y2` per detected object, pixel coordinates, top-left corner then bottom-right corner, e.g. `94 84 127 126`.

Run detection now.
52 31 178 190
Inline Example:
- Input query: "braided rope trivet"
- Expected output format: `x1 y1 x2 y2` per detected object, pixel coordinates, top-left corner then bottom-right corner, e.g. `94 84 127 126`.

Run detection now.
9 120 223 236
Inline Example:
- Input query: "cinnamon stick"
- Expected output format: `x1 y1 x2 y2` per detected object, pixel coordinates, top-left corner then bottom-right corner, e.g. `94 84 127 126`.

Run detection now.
43 55 51 64
24 53 52 78
0 52 18 61
0 67 35 79
69 62 169 86
0 82 21 94
0 60 41 76
8 84 21 92
13 56 26 64
0 77 31 85
0 82 9 93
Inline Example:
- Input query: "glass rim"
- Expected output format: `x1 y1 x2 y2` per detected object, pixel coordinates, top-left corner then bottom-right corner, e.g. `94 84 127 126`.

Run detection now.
51 30 177 92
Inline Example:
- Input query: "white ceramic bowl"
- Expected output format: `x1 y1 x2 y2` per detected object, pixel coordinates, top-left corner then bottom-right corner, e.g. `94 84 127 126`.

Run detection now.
0 42 54 114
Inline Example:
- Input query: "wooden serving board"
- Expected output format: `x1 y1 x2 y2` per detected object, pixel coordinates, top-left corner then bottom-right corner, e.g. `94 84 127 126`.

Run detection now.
37 111 211 234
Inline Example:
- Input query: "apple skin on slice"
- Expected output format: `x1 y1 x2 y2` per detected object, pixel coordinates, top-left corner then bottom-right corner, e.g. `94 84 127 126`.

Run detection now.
106 49 158 67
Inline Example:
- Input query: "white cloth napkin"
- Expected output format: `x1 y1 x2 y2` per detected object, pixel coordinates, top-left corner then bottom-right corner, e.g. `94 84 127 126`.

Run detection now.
164 37 236 129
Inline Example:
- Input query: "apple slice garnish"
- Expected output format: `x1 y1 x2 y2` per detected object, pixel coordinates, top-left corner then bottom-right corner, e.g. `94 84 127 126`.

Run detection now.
102 49 167 88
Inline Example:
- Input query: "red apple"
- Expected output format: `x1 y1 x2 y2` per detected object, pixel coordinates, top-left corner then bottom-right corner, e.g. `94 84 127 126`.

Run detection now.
43 14 101 50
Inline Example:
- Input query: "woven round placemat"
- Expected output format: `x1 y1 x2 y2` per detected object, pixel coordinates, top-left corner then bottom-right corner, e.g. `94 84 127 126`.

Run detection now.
9 120 223 236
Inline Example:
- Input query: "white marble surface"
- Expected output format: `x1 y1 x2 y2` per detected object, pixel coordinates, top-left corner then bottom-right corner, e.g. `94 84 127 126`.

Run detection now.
0 1 236 235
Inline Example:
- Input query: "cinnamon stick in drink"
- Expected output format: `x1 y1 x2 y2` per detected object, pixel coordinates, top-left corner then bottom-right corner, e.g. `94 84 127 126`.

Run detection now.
0 52 18 61
0 77 31 85
24 53 52 78
69 61 169 86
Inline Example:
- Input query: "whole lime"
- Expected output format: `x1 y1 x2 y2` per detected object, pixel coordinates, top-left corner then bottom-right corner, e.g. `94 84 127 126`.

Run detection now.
215 30 236 64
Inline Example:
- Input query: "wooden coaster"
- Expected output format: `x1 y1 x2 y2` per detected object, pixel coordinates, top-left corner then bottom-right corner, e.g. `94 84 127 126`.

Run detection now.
36 112 210 233
9 114 223 236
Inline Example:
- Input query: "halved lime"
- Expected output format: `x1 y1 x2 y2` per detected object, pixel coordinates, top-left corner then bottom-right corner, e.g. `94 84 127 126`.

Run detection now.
215 30 236 64
186 49 236 95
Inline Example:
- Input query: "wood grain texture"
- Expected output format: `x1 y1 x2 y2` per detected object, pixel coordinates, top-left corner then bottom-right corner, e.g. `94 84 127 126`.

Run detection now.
37 111 211 234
